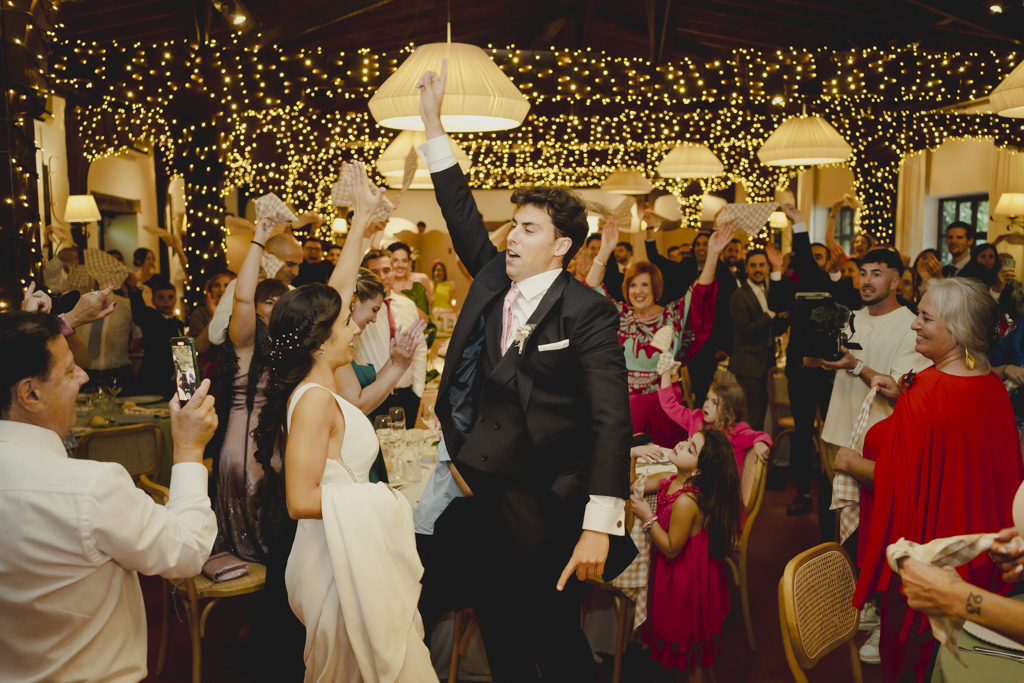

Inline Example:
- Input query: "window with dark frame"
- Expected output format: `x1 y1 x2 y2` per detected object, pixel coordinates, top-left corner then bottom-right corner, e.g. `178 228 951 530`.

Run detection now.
835 206 856 253
937 194 989 264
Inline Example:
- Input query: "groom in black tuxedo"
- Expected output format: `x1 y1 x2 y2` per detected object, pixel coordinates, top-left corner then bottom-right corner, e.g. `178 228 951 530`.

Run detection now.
417 65 631 681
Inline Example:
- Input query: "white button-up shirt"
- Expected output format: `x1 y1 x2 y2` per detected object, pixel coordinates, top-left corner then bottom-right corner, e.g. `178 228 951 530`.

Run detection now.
0 421 216 682
418 133 625 536
352 291 428 397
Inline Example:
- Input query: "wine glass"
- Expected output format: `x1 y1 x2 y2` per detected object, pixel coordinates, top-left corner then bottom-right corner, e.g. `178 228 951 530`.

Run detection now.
373 415 392 446
108 376 123 401
389 406 406 443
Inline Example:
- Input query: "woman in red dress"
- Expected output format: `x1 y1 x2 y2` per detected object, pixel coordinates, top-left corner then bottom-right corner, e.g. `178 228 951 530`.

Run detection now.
833 277 1024 683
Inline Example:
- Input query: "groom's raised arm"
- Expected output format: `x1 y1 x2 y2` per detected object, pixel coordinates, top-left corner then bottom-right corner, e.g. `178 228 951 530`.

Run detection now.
417 64 497 278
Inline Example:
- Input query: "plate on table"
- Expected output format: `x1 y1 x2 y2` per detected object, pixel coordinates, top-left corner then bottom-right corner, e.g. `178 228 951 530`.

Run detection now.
117 395 163 405
964 620 1024 652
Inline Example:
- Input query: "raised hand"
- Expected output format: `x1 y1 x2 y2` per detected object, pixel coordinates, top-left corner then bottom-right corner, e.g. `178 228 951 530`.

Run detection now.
601 216 620 249
416 59 447 128
707 221 736 256
255 217 274 243
390 318 428 370
765 243 783 272
780 202 803 225
348 160 384 218
22 281 52 313
65 283 117 328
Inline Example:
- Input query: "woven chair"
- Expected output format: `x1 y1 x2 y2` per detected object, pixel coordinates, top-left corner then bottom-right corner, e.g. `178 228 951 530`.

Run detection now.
139 478 267 683
75 423 163 487
677 366 696 409
767 367 795 453
724 446 768 651
778 542 863 683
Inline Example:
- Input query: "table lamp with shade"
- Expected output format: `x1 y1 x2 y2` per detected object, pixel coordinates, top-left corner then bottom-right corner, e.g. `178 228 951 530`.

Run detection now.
64 194 101 238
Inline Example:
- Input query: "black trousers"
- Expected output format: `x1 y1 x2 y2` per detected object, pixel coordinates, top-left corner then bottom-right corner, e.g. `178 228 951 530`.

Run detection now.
429 476 599 683
787 365 834 496
735 372 768 431
372 386 420 428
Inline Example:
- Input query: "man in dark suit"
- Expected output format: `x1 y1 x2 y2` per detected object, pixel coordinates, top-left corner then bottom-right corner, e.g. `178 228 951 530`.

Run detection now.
728 249 780 430
417 66 631 682
941 221 974 277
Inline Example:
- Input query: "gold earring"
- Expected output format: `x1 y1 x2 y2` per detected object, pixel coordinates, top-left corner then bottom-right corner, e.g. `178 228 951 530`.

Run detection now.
965 348 976 370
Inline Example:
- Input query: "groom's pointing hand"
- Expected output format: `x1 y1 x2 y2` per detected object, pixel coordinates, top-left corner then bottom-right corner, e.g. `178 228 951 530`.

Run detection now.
556 530 609 591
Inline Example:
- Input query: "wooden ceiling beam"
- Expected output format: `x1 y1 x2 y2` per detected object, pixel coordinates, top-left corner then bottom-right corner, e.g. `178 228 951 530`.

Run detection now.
904 0 1023 46
57 0 170 20
57 10 184 37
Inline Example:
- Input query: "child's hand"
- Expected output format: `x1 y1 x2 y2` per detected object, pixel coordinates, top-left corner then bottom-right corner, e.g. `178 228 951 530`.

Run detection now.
752 441 770 464
630 492 653 522
630 444 664 464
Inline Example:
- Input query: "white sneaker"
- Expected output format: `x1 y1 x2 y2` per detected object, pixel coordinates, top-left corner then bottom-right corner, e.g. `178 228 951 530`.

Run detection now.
859 603 880 632
859 624 881 665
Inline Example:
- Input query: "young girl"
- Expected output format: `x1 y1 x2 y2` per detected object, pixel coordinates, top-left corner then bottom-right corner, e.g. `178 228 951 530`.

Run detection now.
654 368 772 471
631 428 741 681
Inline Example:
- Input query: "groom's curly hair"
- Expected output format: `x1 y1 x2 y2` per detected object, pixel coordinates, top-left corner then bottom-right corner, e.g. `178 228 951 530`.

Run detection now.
511 186 588 268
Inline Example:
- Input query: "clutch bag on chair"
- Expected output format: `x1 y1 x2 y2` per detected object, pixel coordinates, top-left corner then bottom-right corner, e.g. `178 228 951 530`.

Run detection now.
202 551 249 582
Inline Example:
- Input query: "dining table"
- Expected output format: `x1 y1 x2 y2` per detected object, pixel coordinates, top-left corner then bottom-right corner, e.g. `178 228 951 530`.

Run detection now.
931 594 1024 682
71 392 174 485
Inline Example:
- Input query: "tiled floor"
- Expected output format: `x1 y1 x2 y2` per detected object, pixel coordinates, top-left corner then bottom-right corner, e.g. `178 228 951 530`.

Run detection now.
144 478 882 682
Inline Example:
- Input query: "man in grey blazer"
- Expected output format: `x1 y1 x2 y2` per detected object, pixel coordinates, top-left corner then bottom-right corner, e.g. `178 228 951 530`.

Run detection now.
728 249 780 429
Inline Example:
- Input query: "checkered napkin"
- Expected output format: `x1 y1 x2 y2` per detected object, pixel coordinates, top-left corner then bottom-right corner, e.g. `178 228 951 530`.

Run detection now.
717 202 780 237
886 533 1005 662
831 387 877 544
330 164 396 221
586 197 636 232
142 222 188 267
254 193 298 226
48 223 75 250
65 265 94 294
401 145 418 193
84 248 133 288
260 251 285 280
612 471 659 632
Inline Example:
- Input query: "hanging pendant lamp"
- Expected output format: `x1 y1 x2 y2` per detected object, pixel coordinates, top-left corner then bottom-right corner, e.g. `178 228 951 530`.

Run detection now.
657 143 725 179
990 59 1024 118
757 115 852 166
601 169 653 195
368 40 530 132
376 130 471 189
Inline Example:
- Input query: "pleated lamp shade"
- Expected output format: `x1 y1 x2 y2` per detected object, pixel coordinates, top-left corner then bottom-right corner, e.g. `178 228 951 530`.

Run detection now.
657 143 725 179
991 60 1024 118
368 42 530 132
601 169 652 195
757 115 852 166
995 193 1024 217
64 194 101 222
376 130 471 189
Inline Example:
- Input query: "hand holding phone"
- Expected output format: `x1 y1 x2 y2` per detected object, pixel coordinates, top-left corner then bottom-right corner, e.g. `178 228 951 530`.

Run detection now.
170 337 200 402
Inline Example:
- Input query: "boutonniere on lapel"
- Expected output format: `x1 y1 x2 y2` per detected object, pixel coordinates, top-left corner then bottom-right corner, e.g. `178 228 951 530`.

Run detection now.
513 324 537 355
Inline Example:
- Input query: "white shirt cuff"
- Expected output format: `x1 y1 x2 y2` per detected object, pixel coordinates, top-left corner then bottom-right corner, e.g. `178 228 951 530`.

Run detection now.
792 221 807 234
830 271 842 281
167 462 212 500
770 271 782 281
418 135 457 174
990 287 1001 302
583 495 626 536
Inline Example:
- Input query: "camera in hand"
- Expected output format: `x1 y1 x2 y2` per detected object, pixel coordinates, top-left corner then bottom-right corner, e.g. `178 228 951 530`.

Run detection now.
794 292 859 362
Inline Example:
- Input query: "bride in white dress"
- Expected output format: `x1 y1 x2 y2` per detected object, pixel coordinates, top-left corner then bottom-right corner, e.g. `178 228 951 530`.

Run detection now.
252 162 437 683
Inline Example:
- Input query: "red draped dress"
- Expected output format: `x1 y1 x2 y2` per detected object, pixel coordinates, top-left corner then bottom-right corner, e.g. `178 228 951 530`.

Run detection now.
853 367 1023 683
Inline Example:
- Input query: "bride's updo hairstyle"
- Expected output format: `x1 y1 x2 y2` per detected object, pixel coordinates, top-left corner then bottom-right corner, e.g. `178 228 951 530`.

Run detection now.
252 283 342 520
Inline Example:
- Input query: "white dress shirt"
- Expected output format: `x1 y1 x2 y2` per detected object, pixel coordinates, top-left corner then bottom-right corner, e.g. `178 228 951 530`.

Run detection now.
419 133 625 536
0 421 216 682
352 291 428 397
74 293 134 370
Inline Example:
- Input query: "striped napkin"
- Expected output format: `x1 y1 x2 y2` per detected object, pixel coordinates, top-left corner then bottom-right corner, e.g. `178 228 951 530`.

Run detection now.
830 388 877 544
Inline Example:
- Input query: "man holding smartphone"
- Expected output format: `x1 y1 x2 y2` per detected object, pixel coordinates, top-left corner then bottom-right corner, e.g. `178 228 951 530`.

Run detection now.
0 310 219 682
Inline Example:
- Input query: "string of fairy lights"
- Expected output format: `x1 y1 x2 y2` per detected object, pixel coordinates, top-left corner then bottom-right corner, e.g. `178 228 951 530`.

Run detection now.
46 35 1024 301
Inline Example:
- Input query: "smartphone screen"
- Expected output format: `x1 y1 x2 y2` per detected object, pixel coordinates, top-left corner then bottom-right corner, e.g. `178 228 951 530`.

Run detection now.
170 337 200 402
1006 257 1017 270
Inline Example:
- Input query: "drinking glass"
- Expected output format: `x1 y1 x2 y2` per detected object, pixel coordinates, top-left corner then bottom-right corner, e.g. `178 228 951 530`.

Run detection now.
389 406 406 431
373 415 392 448
401 444 422 483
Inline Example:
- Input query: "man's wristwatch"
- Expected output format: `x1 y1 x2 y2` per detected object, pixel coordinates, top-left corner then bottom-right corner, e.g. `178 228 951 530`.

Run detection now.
847 359 865 377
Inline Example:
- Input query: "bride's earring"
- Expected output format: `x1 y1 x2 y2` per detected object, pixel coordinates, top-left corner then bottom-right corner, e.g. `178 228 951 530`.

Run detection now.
317 348 325 356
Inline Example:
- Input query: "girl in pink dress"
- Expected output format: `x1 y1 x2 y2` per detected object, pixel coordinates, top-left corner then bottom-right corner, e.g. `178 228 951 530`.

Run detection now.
657 368 771 472
630 428 741 681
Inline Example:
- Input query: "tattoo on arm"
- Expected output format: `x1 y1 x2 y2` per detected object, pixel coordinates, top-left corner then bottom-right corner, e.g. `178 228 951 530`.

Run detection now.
966 591 983 616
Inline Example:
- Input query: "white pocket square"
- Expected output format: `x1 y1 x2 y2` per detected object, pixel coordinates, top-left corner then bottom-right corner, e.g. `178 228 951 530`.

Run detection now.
537 339 570 351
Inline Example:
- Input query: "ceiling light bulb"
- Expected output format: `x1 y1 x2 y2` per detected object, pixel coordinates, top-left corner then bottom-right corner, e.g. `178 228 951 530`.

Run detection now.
990 3 1003 13
231 13 246 25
